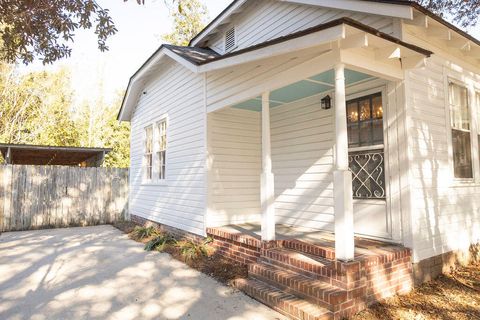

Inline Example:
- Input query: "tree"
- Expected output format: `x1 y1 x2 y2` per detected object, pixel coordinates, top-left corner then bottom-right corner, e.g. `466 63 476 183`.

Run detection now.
0 63 79 146
0 62 130 167
418 0 480 28
162 0 208 46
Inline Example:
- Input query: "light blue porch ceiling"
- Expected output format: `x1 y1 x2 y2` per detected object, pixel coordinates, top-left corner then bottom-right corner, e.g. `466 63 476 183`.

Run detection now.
232 69 375 112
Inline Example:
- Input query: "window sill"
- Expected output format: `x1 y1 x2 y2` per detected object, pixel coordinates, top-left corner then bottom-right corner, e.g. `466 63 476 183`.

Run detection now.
141 180 168 186
450 179 477 187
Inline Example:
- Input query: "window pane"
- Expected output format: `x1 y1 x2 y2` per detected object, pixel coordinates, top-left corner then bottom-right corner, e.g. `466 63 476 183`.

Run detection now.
449 83 469 130
358 99 371 121
452 129 473 178
348 123 359 147
372 119 383 145
359 121 371 146
347 101 358 123
372 95 383 119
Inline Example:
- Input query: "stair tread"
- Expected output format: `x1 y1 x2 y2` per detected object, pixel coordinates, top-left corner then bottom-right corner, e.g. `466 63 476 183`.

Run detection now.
235 278 333 319
266 247 332 266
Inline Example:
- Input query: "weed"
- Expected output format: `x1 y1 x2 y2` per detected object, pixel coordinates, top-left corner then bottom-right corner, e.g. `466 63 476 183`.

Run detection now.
177 237 213 261
131 226 159 240
144 234 177 251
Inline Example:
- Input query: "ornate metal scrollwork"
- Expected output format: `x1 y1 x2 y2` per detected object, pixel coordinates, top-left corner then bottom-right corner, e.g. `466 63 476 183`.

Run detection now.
348 149 385 199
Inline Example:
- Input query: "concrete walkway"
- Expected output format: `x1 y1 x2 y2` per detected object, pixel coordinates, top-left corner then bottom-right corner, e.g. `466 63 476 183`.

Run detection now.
0 225 286 320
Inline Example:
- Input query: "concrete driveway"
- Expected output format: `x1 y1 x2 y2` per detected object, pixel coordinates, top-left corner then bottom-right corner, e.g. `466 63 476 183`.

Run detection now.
0 225 286 320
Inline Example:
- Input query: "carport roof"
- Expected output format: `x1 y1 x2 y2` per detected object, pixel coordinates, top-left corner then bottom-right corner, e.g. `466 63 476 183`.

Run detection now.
0 144 112 166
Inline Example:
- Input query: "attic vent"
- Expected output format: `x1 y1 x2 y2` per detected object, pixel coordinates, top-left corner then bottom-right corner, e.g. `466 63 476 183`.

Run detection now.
225 27 236 52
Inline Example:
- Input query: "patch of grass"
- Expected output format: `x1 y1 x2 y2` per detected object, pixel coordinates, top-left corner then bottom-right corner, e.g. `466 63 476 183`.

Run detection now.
144 233 177 251
130 226 159 240
176 237 214 261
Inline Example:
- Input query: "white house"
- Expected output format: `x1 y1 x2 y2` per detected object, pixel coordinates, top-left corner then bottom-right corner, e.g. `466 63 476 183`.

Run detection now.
118 0 480 318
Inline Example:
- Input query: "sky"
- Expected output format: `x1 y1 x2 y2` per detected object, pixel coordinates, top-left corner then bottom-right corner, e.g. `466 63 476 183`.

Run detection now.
18 0 480 109
19 0 232 108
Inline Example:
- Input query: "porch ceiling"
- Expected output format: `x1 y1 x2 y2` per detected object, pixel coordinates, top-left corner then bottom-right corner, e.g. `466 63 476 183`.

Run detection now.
231 69 375 112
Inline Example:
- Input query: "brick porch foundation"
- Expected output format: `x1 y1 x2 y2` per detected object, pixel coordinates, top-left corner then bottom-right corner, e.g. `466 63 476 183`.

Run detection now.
207 226 413 320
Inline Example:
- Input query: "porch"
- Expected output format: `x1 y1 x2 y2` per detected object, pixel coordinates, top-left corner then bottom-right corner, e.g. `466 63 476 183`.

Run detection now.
206 224 412 319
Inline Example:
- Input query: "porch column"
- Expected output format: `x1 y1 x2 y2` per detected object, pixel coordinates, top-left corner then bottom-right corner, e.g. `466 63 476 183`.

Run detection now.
334 63 354 261
261 91 276 241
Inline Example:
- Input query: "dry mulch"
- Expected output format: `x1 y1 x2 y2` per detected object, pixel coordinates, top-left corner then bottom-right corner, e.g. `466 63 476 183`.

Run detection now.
353 263 480 320
112 221 247 284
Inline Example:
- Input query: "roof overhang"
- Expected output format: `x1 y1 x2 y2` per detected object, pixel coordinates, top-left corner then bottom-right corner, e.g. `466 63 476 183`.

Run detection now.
0 144 112 166
280 0 413 19
118 18 431 122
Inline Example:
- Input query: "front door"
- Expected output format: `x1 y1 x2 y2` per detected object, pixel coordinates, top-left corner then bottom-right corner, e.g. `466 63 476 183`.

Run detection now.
346 91 391 239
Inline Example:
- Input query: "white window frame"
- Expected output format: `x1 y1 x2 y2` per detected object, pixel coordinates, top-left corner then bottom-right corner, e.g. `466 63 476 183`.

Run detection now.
155 118 168 181
444 73 477 184
142 115 169 186
143 125 154 182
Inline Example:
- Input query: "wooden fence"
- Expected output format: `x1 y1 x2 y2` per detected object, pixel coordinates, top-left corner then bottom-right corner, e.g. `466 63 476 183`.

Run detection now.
0 165 129 232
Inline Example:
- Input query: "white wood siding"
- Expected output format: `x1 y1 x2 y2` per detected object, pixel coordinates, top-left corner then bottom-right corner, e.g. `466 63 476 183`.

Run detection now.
207 108 261 226
403 47 480 262
207 0 395 54
129 60 206 236
270 95 335 229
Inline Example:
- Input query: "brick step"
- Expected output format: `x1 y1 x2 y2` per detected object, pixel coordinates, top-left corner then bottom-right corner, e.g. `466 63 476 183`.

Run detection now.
249 262 349 310
234 278 333 320
281 239 336 260
260 248 336 283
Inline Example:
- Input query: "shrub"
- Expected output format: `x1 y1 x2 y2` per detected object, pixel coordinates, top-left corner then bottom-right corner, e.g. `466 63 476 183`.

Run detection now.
144 234 177 251
176 237 213 261
131 226 159 240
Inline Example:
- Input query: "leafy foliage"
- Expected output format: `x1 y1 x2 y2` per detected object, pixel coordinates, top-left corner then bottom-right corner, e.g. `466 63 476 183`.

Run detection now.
131 225 159 240
176 237 213 261
0 61 130 167
144 233 177 251
162 0 209 46
417 0 479 28
0 1 120 64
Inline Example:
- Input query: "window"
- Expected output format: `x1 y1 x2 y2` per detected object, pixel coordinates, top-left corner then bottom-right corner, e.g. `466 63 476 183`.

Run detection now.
224 27 236 52
156 119 167 180
449 82 472 179
144 126 153 180
346 92 383 148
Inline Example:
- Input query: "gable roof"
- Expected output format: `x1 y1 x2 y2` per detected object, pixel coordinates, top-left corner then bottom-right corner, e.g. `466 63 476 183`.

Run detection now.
189 0 480 48
118 17 432 121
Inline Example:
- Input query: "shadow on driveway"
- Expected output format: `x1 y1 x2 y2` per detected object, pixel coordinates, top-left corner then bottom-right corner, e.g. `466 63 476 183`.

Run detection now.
0 225 286 320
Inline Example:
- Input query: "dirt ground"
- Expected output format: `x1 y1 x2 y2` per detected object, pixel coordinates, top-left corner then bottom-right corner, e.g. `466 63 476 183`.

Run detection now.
353 263 480 320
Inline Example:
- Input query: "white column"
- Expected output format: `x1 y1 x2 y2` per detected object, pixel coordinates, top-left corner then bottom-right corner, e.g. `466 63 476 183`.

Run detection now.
334 63 355 261
261 91 276 241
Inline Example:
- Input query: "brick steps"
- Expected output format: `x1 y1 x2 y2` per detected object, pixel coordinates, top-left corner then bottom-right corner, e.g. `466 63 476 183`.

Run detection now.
249 262 348 310
234 278 333 320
